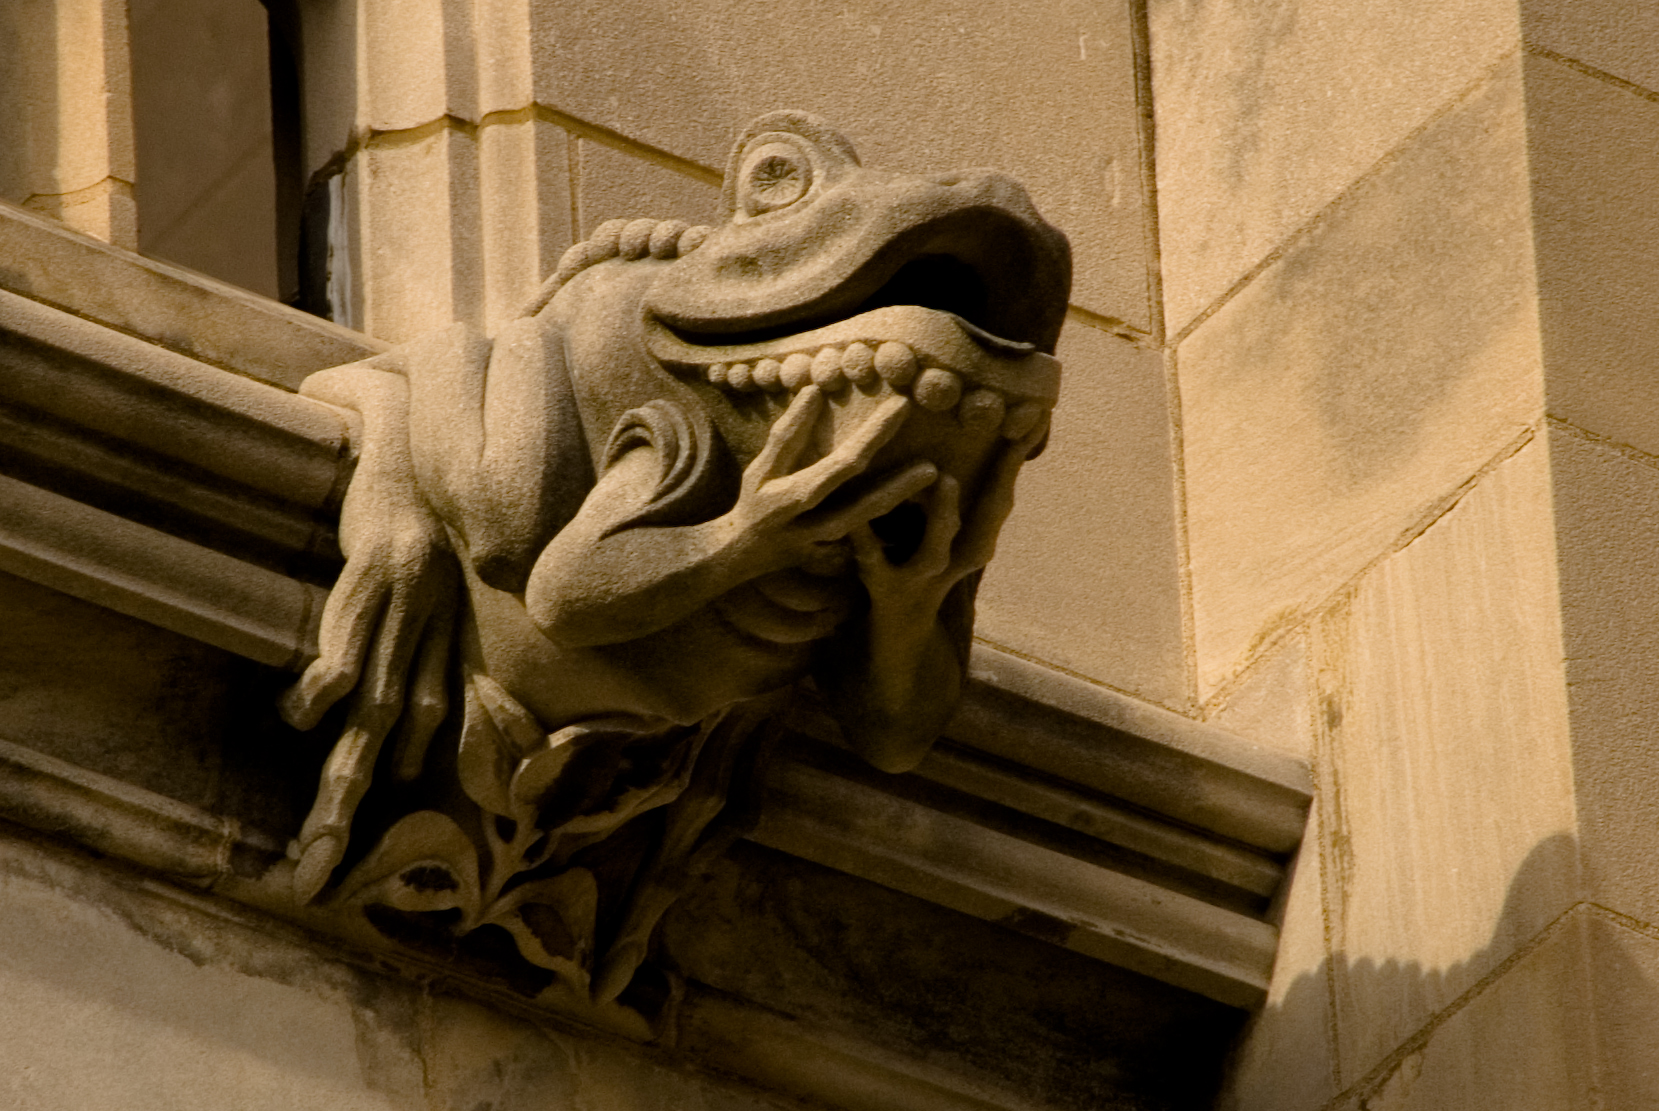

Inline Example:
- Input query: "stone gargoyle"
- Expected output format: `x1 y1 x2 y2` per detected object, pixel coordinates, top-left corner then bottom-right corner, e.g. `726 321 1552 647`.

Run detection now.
280 111 1071 1013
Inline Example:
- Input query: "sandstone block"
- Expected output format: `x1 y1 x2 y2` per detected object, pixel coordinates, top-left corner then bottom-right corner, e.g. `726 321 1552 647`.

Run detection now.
1528 56 1659 457
1149 0 1519 333
1317 438 1577 1080
1522 0 1659 95
1549 425 1659 924
1179 61 1541 697
354 125 485 341
26 177 137 251
576 139 721 238
0 839 426 1110
975 322 1186 707
524 0 1151 327
129 0 278 297
1218 810 1336 1111
479 117 571 329
1210 633 1316 761
0 0 136 248
1329 910 1595 1111
359 0 477 133
294 0 360 179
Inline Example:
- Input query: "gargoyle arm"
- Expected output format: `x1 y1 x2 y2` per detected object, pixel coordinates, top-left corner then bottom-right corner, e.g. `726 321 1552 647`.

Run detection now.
403 318 592 593
822 416 1050 771
525 386 936 648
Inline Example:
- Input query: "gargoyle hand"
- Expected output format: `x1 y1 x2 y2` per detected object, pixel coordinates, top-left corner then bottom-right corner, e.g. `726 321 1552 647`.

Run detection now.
718 384 938 574
851 412 1050 626
833 413 1052 771
282 365 459 902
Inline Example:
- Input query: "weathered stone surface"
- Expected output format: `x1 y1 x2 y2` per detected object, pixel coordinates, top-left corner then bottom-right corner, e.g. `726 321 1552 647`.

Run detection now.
576 139 720 238
1148 0 1519 334
0 830 791 1111
1326 909 1595 1111
1527 55 1659 458
291 0 360 179
0 0 137 247
0 200 383 389
0 570 323 839
1217 811 1335 1111
523 0 1150 326
1550 425 1659 925
1209 633 1314 762
0 826 431 1109
358 0 478 134
1523 0 1659 95
976 324 1185 705
479 118 572 329
667 841 1245 1111
420 991 793 1111
1579 912 1659 1108
472 0 545 119
352 125 485 341
1179 61 1541 697
1316 438 1577 1081
0 571 233 811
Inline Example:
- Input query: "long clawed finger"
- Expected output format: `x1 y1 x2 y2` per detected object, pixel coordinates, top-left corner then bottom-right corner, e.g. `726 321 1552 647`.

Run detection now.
954 417 1049 570
914 475 961 576
813 460 938 540
750 385 825 481
293 589 432 902
280 558 387 730
391 597 455 782
847 522 886 573
788 393 913 511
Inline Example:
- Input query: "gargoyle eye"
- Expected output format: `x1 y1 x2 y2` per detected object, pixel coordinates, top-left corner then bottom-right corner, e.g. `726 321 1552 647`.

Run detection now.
737 141 812 216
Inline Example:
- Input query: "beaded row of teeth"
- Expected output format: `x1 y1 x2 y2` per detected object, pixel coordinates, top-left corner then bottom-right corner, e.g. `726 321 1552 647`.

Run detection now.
701 340 1044 439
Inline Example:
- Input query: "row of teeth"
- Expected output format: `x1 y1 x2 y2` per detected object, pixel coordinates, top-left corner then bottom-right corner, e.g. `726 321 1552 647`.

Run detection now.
700 341 1044 439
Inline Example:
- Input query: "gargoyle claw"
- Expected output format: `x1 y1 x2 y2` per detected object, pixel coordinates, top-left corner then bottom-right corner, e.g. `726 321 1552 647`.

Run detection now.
293 830 347 903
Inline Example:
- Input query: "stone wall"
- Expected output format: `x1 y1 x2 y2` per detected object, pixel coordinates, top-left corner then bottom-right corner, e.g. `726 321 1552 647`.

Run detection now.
1157 2 1659 1107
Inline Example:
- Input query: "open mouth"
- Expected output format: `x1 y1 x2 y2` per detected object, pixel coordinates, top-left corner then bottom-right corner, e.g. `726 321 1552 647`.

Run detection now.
644 221 1065 429
644 302 1058 431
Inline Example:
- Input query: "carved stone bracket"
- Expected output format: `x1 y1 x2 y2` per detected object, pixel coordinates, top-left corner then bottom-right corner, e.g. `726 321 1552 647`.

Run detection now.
0 121 1308 1051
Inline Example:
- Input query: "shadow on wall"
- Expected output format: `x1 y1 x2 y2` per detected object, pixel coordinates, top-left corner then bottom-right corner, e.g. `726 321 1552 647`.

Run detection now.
1217 833 1638 1110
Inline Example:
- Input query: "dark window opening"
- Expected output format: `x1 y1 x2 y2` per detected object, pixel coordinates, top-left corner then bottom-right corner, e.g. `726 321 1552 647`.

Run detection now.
129 0 312 310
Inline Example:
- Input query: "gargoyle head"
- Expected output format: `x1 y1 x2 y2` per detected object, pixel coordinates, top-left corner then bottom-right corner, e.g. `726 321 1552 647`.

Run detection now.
649 110 1070 355
529 111 1071 565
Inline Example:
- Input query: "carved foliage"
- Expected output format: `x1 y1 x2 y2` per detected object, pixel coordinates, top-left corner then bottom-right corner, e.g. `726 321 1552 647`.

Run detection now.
336 673 770 1002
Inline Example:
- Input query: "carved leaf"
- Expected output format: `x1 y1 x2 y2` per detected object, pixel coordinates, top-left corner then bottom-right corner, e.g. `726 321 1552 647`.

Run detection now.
472 670 546 756
510 715 640 809
456 678 517 817
482 868 599 981
551 724 709 838
336 810 482 920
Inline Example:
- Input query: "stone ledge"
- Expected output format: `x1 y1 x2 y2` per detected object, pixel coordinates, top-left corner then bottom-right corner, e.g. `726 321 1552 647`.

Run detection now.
0 743 1136 1111
0 198 385 388
753 755 1279 1009
0 474 325 668
0 800 1052 1111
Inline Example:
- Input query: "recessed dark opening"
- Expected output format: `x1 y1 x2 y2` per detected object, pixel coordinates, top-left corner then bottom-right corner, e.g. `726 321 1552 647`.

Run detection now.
856 254 990 331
